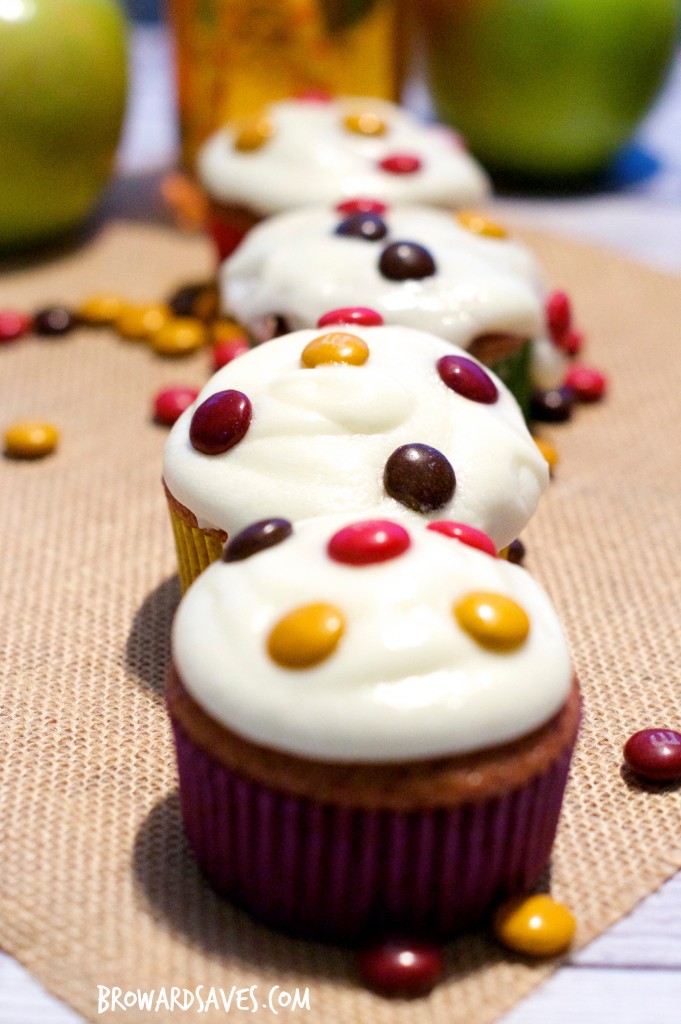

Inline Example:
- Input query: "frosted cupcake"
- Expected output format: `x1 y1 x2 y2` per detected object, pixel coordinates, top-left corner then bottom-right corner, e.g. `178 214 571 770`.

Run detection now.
196 95 490 260
167 514 580 942
221 203 566 413
162 320 549 591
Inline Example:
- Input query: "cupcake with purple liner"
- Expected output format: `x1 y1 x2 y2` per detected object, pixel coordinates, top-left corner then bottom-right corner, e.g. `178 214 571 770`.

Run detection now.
162 318 549 592
167 514 579 943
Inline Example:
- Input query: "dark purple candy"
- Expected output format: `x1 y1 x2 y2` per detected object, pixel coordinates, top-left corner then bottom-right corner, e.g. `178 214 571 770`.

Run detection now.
378 241 436 281
624 729 681 781
335 212 388 242
168 280 219 320
358 939 444 996
189 390 252 455
530 386 574 423
384 443 455 513
33 306 76 336
505 538 526 565
223 517 292 562
437 354 498 404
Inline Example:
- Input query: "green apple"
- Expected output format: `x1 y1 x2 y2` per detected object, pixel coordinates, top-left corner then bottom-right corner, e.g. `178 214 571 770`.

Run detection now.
0 0 128 250
420 0 679 179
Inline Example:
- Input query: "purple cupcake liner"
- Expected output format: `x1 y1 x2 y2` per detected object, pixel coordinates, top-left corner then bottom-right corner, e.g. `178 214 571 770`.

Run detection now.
171 715 574 944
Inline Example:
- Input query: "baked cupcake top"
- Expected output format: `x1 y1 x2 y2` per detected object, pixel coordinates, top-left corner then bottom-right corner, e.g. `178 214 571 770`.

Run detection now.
197 96 490 216
222 203 565 390
162 322 549 549
172 515 572 762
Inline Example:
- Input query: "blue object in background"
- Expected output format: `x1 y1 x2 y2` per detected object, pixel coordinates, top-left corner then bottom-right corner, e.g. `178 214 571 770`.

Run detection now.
123 0 161 22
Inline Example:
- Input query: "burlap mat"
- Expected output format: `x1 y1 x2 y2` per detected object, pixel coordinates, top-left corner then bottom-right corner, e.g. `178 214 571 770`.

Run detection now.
2 219 681 1024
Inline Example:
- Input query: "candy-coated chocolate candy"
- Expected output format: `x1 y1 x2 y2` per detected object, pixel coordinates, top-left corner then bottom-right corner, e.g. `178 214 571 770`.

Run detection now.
427 521 496 556
558 328 583 358
546 291 572 340
357 939 444 996
328 519 410 565
301 332 369 368
153 386 199 427
501 538 526 565
211 319 250 345
534 437 559 473
295 89 333 103
168 281 219 321
564 365 607 402
379 241 436 281
117 303 171 342
267 602 345 669
335 212 388 242
623 729 681 781
189 390 252 455
33 306 76 336
384 443 455 514
151 318 207 356
212 337 250 370
437 354 498 404
493 894 576 957
336 198 387 216
317 307 383 328
224 518 293 562
76 293 125 325
343 110 387 136
456 210 508 239
4 420 59 459
454 591 529 651
530 386 573 423
378 153 422 174
233 115 273 152
0 310 31 341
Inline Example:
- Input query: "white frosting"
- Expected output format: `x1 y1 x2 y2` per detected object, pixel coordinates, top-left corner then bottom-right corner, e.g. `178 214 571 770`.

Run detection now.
163 325 549 550
197 97 490 215
172 516 572 762
222 204 566 386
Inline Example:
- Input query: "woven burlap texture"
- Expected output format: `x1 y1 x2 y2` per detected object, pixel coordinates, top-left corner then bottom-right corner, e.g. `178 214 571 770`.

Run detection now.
2 221 681 1024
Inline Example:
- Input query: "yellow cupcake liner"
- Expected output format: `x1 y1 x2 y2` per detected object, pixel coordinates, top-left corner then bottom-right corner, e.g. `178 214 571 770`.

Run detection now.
167 501 226 593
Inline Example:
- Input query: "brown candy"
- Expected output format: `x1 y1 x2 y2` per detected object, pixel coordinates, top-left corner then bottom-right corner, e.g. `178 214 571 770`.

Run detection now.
384 443 455 513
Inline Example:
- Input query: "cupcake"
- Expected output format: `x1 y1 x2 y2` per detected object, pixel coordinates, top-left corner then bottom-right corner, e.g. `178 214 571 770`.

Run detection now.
167 515 580 942
162 321 549 591
221 202 566 414
196 95 490 261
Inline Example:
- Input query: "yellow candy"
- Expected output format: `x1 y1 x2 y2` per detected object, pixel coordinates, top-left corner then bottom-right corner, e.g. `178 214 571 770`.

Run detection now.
151 318 207 356
456 210 508 239
454 591 529 651
534 437 559 474
268 603 345 669
343 110 387 137
116 303 171 342
301 332 369 368
211 318 249 345
493 894 576 957
77 293 125 325
233 115 274 152
4 420 59 459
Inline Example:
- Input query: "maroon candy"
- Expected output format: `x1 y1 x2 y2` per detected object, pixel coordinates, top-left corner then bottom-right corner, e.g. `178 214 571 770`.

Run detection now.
223 518 292 562
189 389 252 455
530 386 574 423
358 939 444 996
34 306 76 336
624 729 681 781
384 443 455 513
437 354 498 404
328 519 410 566
379 242 436 281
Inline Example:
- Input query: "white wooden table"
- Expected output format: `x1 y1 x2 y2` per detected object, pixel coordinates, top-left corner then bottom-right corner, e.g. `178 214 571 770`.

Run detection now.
2 25 680 1024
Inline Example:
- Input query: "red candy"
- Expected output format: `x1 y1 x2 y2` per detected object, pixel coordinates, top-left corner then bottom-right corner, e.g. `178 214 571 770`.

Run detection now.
437 354 498 404
328 519 410 565
0 310 32 342
557 327 583 357
317 307 384 328
189 389 252 455
427 520 496 556
295 89 333 102
153 386 199 426
624 729 681 781
378 153 422 175
546 290 572 340
358 939 444 996
212 337 250 370
336 198 387 216
563 364 607 402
